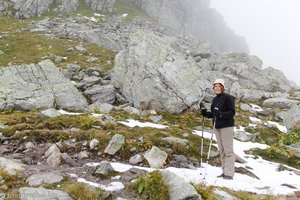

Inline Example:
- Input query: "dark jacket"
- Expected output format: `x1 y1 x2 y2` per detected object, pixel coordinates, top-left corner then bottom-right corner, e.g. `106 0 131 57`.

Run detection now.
204 93 235 129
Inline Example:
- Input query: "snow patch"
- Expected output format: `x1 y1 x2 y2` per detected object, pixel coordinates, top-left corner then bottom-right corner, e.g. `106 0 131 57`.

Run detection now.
249 116 262 123
83 16 98 22
58 109 84 115
250 104 264 112
94 13 105 17
266 121 287 133
119 119 168 129
77 178 124 192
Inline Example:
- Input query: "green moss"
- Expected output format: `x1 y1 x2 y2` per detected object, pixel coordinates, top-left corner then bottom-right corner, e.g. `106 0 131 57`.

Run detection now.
0 16 115 71
252 147 300 170
284 129 300 145
62 182 103 200
193 184 218 200
254 127 283 145
76 0 99 17
131 170 169 200
0 167 26 191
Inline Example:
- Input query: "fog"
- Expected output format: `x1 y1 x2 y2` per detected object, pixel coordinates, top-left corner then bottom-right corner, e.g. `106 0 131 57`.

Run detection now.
211 0 300 86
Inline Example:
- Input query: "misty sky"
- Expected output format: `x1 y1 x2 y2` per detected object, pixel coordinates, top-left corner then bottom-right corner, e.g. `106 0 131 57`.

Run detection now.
211 0 300 86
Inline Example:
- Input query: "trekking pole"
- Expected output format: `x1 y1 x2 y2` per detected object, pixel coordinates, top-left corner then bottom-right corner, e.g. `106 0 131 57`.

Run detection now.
207 108 218 161
204 108 218 179
199 101 205 175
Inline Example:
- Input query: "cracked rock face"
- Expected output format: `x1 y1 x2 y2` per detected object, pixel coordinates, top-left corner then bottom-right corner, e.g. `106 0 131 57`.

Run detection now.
0 60 88 111
84 0 115 13
111 30 210 113
13 0 55 19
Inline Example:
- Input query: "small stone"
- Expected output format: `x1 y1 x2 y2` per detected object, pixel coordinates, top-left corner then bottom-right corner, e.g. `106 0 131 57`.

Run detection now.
61 153 76 166
40 108 61 118
182 133 189 137
87 56 98 62
104 134 125 155
78 151 89 159
26 172 63 186
144 146 168 168
46 152 62 167
93 161 115 178
149 115 163 123
25 142 35 150
89 139 100 150
44 144 61 158
129 154 143 165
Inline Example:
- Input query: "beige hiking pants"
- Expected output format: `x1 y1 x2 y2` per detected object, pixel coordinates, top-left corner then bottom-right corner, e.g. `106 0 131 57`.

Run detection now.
214 126 235 177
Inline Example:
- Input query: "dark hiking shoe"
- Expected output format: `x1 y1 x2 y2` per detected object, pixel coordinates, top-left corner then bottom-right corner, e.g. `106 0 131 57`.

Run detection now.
222 175 233 180
217 174 224 178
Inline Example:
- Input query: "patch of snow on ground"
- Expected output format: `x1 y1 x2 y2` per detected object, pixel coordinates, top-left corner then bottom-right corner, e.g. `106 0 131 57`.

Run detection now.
58 109 83 115
119 119 168 129
77 178 125 192
250 104 264 112
83 16 98 22
249 116 262 123
266 121 288 133
79 120 298 195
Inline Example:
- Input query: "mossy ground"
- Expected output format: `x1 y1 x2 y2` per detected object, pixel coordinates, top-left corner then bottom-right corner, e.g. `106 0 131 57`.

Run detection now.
131 170 169 200
0 16 115 71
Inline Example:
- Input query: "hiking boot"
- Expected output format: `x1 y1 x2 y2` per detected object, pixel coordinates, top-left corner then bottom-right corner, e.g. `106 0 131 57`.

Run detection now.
217 174 224 178
222 175 233 180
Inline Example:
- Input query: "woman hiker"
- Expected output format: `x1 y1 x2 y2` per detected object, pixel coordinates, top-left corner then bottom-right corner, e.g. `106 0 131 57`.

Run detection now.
201 79 236 180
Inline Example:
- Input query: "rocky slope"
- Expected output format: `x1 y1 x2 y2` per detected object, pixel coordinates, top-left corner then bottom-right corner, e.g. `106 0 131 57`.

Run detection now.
0 0 115 19
0 0 248 54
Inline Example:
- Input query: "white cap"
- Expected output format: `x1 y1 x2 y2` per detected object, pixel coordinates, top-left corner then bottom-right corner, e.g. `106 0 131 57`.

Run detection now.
213 79 225 89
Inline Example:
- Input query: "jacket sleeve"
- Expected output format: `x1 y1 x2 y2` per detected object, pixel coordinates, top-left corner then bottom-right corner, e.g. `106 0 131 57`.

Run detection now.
220 95 235 118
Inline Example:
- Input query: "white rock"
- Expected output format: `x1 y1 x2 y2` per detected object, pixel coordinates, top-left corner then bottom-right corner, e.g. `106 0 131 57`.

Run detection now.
144 146 168 168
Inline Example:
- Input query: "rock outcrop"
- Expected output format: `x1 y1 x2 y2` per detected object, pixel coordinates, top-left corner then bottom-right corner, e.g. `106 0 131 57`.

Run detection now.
111 30 210 113
279 105 300 130
0 0 115 19
85 0 115 13
0 60 88 112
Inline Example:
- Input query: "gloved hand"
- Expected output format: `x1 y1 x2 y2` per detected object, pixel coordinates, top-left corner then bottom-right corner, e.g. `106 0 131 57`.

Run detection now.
199 102 204 109
201 108 207 116
213 107 220 118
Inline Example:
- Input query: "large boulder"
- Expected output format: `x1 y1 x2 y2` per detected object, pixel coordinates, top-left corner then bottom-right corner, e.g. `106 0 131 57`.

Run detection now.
13 0 54 19
83 84 116 104
0 60 88 112
286 142 300 158
0 157 26 175
161 170 201 200
263 98 299 109
19 187 72 200
58 0 78 12
111 30 210 113
26 172 63 186
128 0 248 53
279 106 300 130
213 53 293 94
